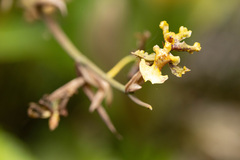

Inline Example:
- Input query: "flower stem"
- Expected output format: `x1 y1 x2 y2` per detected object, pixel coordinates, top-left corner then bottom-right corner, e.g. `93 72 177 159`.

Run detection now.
107 55 136 78
44 16 126 92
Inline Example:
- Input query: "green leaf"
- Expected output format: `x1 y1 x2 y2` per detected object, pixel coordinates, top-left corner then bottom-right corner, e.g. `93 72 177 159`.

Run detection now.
0 127 37 160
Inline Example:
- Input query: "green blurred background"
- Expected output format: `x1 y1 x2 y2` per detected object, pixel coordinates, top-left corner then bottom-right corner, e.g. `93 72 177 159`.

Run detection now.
1 0 240 159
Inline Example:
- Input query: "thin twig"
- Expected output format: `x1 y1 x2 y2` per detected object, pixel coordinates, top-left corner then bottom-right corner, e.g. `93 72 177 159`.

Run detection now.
44 15 126 92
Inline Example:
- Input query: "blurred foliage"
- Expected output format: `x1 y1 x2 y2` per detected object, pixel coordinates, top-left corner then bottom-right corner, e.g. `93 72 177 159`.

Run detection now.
1 0 240 159
0 127 36 160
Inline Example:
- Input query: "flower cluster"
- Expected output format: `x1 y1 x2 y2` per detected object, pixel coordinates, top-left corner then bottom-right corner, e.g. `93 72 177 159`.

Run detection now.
132 21 201 84
23 0 201 137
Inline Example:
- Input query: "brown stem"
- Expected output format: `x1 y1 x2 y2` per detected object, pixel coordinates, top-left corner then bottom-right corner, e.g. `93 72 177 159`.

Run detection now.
43 16 125 92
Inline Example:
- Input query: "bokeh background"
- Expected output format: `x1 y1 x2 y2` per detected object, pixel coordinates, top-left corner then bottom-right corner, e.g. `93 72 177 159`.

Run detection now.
1 0 240 159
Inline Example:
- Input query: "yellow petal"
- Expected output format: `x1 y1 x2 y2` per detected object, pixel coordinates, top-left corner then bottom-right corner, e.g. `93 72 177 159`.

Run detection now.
175 26 192 41
153 45 160 54
159 21 169 35
139 59 168 84
169 64 191 77
131 50 155 61
172 41 201 54
193 42 201 51
169 54 180 65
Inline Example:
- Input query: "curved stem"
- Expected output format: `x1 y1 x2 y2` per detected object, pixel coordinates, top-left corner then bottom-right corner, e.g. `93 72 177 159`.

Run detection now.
128 94 152 110
107 55 136 78
44 16 126 92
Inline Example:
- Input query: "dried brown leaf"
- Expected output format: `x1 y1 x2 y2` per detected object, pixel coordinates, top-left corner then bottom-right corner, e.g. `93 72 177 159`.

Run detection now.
48 77 84 101
28 102 51 118
128 94 152 110
49 111 60 130
76 65 98 87
98 78 113 106
77 64 113 106
97 106 122 140
125 71 143 93
89 89 105 112
83 85 121 139
28 77 84 131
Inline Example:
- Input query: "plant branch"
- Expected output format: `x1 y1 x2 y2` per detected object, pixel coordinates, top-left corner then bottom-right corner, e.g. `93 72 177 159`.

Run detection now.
43 15 126 92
